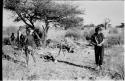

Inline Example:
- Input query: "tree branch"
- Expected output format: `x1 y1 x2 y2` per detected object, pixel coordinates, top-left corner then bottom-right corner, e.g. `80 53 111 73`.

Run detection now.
42 25 45 32
27 14 35 28
16 11 32 27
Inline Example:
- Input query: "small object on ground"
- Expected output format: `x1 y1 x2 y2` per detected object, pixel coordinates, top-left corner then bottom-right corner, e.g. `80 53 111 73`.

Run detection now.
74 77 78 80
89 77 95 80
40 53 56 62
14 60 18 63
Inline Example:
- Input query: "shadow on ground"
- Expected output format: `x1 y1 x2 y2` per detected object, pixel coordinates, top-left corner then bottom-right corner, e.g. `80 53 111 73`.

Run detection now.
57 60 97 71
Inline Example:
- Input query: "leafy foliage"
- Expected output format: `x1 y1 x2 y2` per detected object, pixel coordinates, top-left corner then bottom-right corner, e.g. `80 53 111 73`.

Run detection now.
4 0 84 45
4 0 84 29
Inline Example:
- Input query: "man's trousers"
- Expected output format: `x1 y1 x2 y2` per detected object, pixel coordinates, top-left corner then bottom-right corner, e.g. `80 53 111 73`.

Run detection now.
94 45 104 66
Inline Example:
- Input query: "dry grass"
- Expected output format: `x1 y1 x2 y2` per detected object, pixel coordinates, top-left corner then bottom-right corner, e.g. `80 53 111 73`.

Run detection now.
103 45 124 80
2 44 124 80
104 28 124 48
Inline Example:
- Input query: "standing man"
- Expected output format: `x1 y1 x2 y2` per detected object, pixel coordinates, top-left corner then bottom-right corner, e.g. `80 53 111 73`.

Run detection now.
32 29 41 48
24 28 36 65
91 25 105 70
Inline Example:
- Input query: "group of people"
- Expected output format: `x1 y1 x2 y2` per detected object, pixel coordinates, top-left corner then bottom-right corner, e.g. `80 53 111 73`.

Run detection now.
10 28 41 49
9 25 105 69
10 27 41 65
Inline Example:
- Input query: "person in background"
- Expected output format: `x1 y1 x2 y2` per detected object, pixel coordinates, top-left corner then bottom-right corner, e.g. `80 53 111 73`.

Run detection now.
91 25 105 70
10 33 15 46
20 34 25 48
24 28 36 65
33 29 41 48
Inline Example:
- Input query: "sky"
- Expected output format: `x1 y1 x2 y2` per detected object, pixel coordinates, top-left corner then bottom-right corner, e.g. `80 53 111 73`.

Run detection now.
3 1 124 29
72 1 124 26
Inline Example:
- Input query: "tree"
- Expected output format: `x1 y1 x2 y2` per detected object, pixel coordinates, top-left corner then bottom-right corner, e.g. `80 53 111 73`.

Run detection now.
116 23 124 28
120 23 124 28
84 23 95 28
104 18 111 29
4 0 84 46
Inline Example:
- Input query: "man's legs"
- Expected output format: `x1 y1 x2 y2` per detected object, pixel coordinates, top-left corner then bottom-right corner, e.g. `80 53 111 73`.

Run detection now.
31 49 36 63
25 46 29 65
94 46 99 66
99 46 104 66
28 46 36 63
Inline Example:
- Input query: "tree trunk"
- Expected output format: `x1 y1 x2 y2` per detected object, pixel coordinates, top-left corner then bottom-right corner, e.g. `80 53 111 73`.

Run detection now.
42 20 49 48
105 23 107 30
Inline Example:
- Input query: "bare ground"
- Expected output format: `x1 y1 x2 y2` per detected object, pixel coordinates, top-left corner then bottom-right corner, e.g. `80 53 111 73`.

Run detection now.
3 43 121 80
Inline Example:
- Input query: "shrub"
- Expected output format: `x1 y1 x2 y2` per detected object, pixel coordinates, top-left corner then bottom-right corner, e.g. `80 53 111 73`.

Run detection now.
104 34 124 48
3 37 11 45
65 31 81 41
109 28 119 34
112 28 118 34
108 59 124 80
82 28 95 41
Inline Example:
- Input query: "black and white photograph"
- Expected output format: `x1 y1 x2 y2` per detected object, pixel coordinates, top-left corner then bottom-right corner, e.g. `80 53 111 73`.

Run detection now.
2 0 124 80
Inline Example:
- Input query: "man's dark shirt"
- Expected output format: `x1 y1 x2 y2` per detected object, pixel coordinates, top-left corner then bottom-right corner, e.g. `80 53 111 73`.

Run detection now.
91 33 104 46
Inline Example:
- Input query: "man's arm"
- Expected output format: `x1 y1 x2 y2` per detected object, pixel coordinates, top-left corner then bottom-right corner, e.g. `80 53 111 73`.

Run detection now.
91 41 97 45
97 33 105 46
95 36 98 44
98 40 105 46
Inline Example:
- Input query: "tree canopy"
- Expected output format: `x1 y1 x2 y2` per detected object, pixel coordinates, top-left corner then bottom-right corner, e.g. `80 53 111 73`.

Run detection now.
4 0 84 29
4 0 84 45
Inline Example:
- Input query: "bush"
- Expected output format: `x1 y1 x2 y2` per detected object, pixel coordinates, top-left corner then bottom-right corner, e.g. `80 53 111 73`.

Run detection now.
3 37 11 45
112 28 118 34
83 28 95 41
109 28 119 34
104 34 124 48
65 31 81 41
